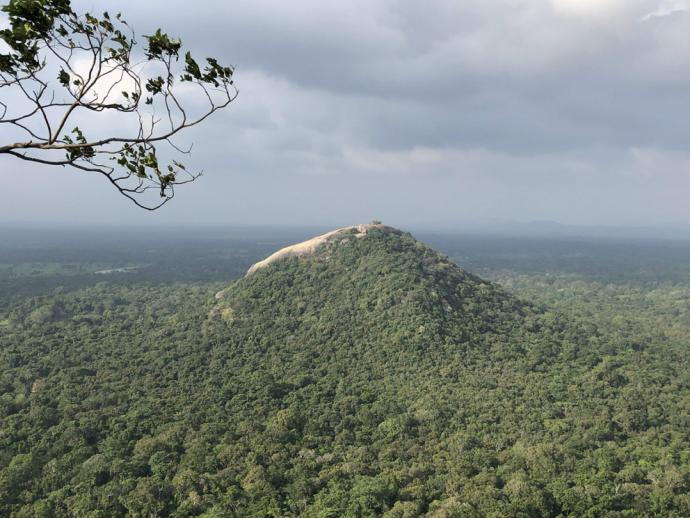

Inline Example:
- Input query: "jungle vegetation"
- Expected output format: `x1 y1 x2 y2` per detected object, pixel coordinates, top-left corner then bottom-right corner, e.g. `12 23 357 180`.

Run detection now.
0 227 689 516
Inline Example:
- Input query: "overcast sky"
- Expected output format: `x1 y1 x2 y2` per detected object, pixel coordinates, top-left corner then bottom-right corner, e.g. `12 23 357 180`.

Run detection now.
2 0 690 229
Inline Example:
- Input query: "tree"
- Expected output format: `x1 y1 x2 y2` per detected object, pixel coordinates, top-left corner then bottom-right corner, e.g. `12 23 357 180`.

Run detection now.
0 0 237 209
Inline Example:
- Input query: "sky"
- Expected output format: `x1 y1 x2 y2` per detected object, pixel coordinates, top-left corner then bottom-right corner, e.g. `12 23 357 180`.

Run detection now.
2 0 690 229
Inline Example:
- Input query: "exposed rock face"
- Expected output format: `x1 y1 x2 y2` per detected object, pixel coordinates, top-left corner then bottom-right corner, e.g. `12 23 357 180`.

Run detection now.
214 223 400 300
245 223 400 277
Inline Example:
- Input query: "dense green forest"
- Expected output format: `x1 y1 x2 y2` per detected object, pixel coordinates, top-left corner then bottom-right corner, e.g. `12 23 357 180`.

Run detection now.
1 227 689 516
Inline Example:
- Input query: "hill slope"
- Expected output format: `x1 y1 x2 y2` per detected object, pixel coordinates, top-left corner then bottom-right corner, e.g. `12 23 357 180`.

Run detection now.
214 224 540 364
0 226 688 516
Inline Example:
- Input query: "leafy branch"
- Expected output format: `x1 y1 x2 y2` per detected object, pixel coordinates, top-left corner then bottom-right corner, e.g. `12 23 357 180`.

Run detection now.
0 0 237 210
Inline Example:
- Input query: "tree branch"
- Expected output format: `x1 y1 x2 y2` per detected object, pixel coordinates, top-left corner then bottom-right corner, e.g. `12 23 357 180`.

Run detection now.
0 1 237 210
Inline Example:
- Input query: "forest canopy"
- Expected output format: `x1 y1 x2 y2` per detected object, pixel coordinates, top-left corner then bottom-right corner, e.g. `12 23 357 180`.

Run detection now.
0 228 689 516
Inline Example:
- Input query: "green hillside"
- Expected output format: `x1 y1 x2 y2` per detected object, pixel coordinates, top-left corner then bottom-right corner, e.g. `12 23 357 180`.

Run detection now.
1 227 688 516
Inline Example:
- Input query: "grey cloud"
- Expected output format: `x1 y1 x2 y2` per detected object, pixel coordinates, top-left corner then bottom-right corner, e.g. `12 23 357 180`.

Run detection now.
112 0 690 152
2 0 690 227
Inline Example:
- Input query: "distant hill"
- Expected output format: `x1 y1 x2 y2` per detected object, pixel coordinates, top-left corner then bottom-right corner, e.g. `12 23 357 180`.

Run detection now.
437 219 690 240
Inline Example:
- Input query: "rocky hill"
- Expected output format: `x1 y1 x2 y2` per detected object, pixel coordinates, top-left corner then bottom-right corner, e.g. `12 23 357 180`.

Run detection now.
213 223 539 360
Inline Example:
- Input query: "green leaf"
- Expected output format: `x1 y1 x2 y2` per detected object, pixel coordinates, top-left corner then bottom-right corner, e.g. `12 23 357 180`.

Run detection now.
58 68 69 87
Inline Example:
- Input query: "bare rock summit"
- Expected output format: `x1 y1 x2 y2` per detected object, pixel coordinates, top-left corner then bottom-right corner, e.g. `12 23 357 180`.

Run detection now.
246 222 400 277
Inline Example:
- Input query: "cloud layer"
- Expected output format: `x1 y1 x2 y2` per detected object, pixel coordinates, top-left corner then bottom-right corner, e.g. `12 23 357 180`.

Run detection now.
2 0 690 227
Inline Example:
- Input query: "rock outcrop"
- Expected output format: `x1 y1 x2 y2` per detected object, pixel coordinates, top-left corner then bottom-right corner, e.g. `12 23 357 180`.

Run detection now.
215 223 400 300
245 222 400 277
